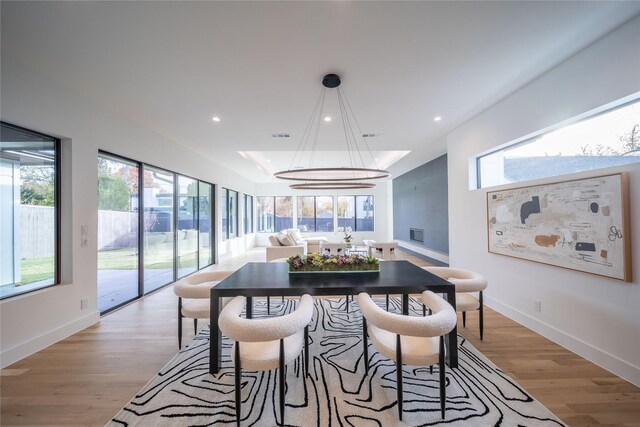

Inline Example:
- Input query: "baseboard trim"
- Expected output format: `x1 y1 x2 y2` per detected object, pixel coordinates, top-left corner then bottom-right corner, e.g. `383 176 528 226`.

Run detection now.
485 295 640 387
1 311 100 368
397 240 450 264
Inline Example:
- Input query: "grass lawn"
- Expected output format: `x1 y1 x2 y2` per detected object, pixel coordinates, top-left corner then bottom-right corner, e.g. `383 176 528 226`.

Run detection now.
12 247 199 287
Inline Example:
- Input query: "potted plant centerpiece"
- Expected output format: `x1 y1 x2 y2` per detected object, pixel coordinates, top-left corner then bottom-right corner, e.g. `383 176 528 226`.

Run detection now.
287 253 379 273
337 226 353 245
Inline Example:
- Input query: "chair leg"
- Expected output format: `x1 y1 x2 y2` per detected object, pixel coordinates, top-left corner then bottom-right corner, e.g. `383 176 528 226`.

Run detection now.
423 303 426 317
178 298 183 349
362 318 369 374
430 365 433 375
234 342 241 426
396 334 403 421
439 336 446 419
462 311 466 328
304 325 309 378
267 296 270 315
279 339 285 425
479 291 484 340
386 294 389 311
194 318 198 335
345 294 349 312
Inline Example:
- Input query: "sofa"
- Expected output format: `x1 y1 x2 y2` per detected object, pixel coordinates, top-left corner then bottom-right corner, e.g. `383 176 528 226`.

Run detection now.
265 229 329 261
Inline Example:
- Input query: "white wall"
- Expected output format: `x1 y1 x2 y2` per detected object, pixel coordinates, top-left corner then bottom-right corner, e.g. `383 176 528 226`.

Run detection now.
0 56 256 367
253 181 393 246
447 16 640 386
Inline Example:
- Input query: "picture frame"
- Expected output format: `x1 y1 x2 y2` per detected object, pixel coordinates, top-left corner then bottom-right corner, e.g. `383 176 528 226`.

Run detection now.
486 172 631 282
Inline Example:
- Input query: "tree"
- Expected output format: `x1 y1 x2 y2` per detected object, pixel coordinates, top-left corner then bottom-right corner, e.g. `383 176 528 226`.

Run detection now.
98 175 130 211
20 165 55 206
580 124 640 156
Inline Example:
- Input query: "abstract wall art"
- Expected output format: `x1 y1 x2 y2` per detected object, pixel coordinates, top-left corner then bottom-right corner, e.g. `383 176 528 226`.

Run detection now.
486 173 631 281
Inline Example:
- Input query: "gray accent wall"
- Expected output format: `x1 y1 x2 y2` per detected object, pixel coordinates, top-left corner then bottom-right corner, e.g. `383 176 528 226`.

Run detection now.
393 154 448 254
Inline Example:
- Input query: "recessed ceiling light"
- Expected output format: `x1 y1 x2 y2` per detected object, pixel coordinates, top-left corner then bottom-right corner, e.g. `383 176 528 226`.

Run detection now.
324 116 332 122
212 116 221 122
434 116 442 122
267 159 271 162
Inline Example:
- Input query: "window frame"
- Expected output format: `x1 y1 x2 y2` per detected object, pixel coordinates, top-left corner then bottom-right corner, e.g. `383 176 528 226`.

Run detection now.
475 96 640 189
0 122 61 300
243 194 253 234
337 195 375 232
296 195 335 233
256 196 293 233
97 150 216 314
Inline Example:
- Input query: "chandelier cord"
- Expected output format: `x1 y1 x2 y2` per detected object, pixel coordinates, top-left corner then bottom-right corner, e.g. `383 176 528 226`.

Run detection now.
338 87 368 178
289 87 325 172
309 88 326 173
340 86 380 170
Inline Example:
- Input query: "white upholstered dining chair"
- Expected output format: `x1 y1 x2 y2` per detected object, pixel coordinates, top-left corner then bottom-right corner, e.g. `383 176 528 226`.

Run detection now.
219 295 313 426
422 266 487 340
358 291 457 420
173 270 234 348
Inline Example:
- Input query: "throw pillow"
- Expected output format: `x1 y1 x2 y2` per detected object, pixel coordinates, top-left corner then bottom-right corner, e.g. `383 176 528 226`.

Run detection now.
268 235 281 246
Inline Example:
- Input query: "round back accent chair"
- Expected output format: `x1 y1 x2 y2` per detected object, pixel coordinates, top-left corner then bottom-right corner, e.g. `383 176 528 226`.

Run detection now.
422 267 488 340
173 270 234 348
219 295 314 426
357 291 456 420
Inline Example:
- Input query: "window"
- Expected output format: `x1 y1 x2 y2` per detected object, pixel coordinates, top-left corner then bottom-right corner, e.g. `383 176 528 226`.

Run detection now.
143 166 175 293
1 122 60 299
296 196 334 232
243 194 253 234
477 98 640 188
337 195 374 231
97 154 139 312
199 182 213 268
221 188 239 239
96 152 216 313
177 175 198 279
257 196 292 232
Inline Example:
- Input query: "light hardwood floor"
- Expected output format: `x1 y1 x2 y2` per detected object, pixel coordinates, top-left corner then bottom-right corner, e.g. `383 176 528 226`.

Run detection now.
1 248 638 426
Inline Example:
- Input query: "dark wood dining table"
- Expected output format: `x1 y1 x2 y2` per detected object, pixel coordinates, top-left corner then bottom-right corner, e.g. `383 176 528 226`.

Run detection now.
209 260 458 374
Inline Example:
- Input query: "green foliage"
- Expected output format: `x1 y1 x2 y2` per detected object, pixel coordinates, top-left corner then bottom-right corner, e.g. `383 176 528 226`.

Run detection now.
20 165 55 206
98 175 130 211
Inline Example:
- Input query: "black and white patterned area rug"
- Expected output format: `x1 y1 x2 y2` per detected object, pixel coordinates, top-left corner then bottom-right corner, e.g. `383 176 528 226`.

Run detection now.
109 297 565 426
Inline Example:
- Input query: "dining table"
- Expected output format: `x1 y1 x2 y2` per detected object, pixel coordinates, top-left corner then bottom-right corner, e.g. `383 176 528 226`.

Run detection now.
209 260 458 374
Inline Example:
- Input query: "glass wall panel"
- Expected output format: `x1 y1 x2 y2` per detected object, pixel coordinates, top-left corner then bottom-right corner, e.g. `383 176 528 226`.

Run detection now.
297 196 315 232
229 190 238 238
257 196 274 232
198 181 212 268
244 194 253 234
316 196 334 232
275 196 293 231
337 196 356 231
177 175 198 278
356 195 374 231
1 123 58 299
143 166 175 293
221 189 228 240
96 155 139 312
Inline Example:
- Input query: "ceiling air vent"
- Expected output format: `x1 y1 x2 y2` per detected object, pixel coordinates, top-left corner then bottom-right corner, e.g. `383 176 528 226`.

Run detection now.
362 133 380 138
271 133 291 139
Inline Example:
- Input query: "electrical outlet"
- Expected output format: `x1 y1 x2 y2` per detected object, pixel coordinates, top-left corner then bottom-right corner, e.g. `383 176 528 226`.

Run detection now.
80 225 88 236
533 299 542 312
81 236 88 248
80 298 88 310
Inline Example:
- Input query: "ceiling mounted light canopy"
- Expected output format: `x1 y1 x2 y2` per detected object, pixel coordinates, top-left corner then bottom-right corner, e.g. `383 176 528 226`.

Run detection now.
274 73 391 189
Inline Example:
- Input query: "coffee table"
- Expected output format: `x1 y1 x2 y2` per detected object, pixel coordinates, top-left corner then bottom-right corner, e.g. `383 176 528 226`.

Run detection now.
209 260 458 374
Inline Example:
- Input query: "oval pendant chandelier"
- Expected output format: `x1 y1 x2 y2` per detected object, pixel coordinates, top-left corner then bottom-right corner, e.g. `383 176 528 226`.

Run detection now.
274 73 391 189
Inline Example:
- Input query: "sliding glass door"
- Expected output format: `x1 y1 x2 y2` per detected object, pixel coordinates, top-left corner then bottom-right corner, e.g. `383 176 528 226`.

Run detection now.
97 155 139 312
177 175 198 278
198 181 213 268
143 166 175 293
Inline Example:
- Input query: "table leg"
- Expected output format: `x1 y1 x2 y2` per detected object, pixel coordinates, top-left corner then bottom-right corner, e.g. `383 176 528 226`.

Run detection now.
444 290 458 368
209 294 222 374
402 294 409 315
246 296 253 319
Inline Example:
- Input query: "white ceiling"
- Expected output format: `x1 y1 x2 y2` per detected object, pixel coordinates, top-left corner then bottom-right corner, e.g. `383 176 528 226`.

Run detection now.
2 1 639 183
